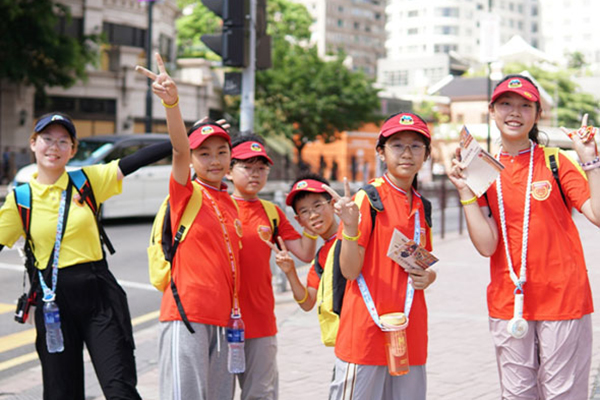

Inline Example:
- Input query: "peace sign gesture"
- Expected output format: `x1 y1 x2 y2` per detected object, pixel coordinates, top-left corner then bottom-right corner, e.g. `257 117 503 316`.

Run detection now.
562 113 598 162
265 236 295 275
135 52 178 106
322 177 360 230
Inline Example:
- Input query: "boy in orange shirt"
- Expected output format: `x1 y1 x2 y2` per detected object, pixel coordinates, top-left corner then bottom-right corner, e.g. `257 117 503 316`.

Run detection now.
268 174 339 312
228 134 317 400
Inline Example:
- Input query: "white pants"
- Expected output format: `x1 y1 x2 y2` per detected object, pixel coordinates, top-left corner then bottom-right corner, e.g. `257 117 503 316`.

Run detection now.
489 314 592 400
329 357 426 400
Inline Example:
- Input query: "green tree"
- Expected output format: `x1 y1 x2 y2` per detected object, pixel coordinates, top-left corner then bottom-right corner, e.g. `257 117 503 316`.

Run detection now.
0 0 100 91
176 0 221 59
503 63 599 127
567 51 587 70
177 0 381 167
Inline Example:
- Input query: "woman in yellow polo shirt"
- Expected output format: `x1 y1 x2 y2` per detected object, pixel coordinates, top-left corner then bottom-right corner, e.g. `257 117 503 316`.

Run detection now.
0 112 171 400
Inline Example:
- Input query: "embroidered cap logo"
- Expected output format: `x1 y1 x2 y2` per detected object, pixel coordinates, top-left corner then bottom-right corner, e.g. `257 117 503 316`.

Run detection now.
201 126 214 135
508 79 523 89
399 115 414 125
296 181 308 190
250 143 262 152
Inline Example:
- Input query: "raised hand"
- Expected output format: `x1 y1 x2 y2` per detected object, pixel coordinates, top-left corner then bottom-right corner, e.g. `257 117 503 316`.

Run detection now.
322 177 360 230
135 53 178 106
265 237 295 275
561 113 598 162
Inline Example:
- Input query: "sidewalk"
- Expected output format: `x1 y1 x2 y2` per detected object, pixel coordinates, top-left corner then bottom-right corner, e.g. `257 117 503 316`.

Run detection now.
2 214 600 399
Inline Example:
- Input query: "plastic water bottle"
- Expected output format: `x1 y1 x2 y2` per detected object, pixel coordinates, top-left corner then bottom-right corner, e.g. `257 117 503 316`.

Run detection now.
226 313 245 373
43 300 64 353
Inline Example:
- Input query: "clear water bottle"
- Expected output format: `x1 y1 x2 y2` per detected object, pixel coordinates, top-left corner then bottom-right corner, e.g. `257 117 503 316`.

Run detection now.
43 300 64 353
226 312 245 373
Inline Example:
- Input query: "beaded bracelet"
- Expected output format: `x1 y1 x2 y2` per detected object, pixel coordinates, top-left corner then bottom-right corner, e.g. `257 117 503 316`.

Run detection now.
460 196 478 206
581 156 600 171
161 97 179 108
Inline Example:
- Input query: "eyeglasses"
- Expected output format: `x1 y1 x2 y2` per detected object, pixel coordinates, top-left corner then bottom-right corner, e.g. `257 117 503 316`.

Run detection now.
297 201 329 219
37 135 73 150
235 164 270 175
385 143 426 156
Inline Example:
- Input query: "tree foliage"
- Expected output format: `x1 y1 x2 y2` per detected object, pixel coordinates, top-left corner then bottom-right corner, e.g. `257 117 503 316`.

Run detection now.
503 63 599 127
0 0 100 91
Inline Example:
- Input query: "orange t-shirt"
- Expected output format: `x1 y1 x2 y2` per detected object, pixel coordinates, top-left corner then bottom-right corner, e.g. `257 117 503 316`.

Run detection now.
335 175 432 366
235 198 301 339
160 176 242 327
483 145 593 320
306 236 337 290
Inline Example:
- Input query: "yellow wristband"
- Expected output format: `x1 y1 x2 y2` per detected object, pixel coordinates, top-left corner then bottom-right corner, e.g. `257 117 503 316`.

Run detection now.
302 230 318 240
342 230 361 241
161 97 179 108
295 287 309 304
460 196 478 206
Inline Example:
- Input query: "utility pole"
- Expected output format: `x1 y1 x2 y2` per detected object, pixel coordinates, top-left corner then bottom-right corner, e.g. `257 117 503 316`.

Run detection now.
240 0 256 135
144 0 154 133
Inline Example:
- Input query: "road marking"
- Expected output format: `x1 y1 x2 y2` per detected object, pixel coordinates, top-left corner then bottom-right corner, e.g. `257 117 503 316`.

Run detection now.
0 309 160 372
0 303 15 314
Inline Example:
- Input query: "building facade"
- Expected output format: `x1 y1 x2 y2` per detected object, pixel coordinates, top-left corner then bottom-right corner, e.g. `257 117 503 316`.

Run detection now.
291 0 386 78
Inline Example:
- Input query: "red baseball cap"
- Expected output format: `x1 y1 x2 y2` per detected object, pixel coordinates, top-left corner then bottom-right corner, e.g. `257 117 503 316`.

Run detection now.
491 77 540 103
285 179 328 206
379 113 431 141
188 123 231 149
231 141 273 165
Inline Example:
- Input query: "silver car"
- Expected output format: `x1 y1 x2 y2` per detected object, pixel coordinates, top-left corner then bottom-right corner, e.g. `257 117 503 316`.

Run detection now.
11 134 172 219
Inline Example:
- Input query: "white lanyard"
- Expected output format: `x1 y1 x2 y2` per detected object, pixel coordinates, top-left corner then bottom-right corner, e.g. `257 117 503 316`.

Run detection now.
198 181 241 316
496 141 534 339
357 185 420 329
39 190 67 302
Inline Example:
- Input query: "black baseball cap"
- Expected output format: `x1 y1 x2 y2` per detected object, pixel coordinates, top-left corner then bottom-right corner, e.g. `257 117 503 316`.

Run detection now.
34 114 77 139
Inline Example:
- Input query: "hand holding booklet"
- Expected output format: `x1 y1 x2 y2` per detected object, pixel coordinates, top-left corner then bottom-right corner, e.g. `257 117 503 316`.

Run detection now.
459 126 505 197
387 229 438 271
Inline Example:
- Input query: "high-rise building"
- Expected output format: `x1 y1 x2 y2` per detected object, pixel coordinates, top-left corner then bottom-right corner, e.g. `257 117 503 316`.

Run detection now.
539 0 600 70
290 0 387 78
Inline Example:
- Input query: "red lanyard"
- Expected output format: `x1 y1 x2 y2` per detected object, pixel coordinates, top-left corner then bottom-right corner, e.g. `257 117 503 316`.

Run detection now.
199 183 241 316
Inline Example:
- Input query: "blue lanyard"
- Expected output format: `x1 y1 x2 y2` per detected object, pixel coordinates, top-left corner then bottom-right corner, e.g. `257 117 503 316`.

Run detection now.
39 190 67 302
357 209 420 329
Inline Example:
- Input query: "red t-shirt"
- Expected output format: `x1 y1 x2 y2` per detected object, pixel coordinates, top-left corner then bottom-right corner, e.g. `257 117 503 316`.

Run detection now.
306 235 337 290
335 175 432 366
482 145 593 320
235 198 301 339
160 176 243 327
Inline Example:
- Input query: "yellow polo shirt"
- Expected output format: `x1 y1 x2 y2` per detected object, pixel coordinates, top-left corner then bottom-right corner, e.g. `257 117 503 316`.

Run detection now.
0 161 122 269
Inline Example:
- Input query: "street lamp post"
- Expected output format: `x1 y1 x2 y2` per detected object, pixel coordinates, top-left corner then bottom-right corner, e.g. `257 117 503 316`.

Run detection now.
144 0 155 133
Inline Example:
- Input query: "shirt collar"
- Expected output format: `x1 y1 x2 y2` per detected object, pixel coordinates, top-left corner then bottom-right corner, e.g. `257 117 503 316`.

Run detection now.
30 171 70 195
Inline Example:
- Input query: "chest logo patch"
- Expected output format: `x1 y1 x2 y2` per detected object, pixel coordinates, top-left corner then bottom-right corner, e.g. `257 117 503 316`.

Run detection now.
531 180 552 201
234 219 243 237
257 225 272 242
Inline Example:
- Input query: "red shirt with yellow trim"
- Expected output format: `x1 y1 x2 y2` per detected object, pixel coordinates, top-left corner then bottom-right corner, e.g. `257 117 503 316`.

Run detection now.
0 162 122 268
335 175 432 366
234 197 300 339
306 235 337 290
482 145 593 320
160 176 242 327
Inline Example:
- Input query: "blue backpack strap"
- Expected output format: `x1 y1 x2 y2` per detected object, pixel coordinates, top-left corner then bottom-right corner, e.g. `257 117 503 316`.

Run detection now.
14 183 32 232
68 169 115 254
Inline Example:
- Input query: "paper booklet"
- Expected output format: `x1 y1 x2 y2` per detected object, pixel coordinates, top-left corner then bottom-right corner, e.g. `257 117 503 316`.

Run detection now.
459 125 505 197
386 229 439 271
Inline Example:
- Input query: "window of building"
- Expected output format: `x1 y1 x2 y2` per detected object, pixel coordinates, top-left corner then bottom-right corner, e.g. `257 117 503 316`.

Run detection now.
408 28 418 35
57 17 83 39
338 19 343 27
518 20 523 30
531 5 538 16
434 44 458 53
354 22 360 29
407 10 418 17
159 34 172 62
436 7 459 17
518 4 523 13
531 38 538 48
531 22 538 33
509 2 514 11
383 70 408 86
103 23 146 48
338 5 344 12
435 25 458 35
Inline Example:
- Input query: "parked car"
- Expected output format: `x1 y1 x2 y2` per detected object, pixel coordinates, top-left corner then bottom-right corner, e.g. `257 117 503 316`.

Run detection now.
11 134 172 219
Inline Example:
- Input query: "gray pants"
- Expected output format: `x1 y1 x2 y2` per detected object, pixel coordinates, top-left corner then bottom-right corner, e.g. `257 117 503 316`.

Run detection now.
159 321 234 400
236 335 279 400
329 357 426 400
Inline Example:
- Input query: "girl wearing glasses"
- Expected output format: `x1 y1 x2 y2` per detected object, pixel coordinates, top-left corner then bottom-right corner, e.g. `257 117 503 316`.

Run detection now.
323 112 437 400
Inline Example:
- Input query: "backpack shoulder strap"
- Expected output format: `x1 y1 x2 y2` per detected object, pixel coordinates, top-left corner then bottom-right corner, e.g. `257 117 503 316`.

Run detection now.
360 184 384 232
420 195 433 228
259 199 280 242
14 184 32 233
312 245 324 278
176 181 203 244
543 147 568 207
